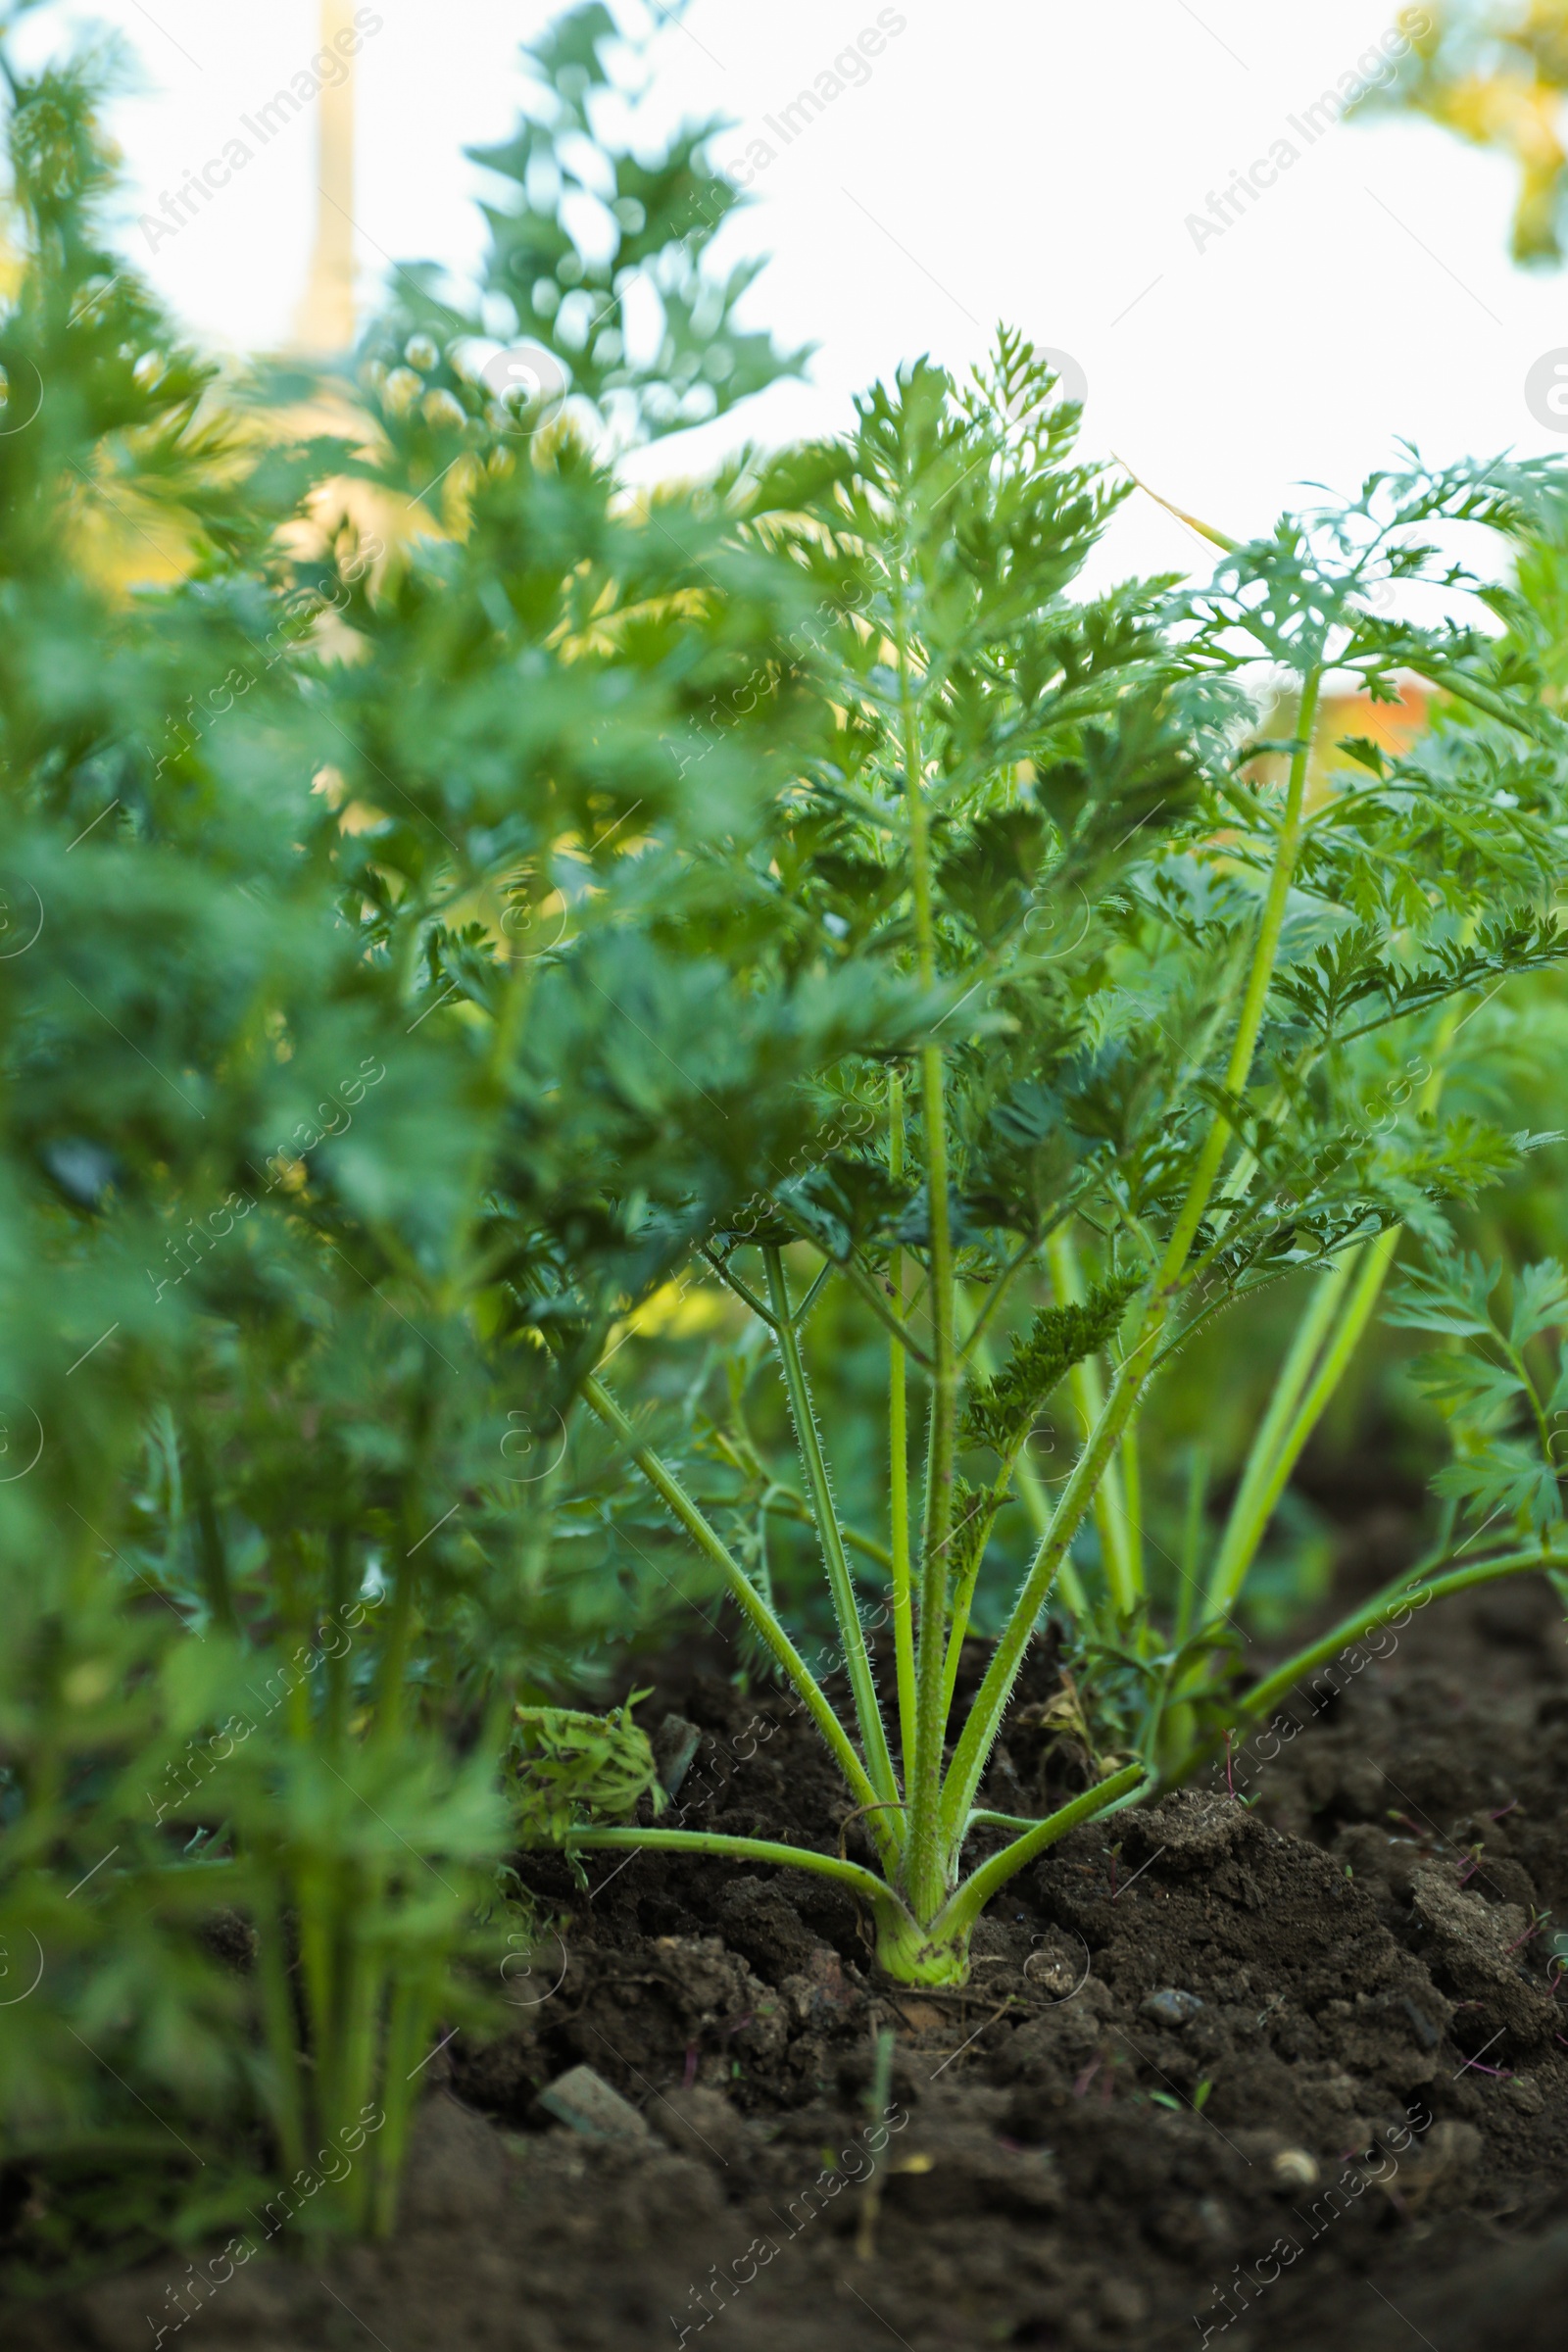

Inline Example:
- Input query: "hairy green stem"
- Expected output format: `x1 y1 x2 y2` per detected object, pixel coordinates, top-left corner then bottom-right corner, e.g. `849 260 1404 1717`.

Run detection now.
569 1824 895 1906
935 1761 1150 1938
834 1249 935 1366
256 1883 310 2180
1047 1229 1138 1612
1208 1231 1401 1624
1011 1426 1090 1620
940 1324 1160 1844
700 1245 779 1329
1156 665 1322 1295
888 1069 918 1779
1200 1004 1457 1632
1217 1544 1568 1738
370 1971 428 2236
185 1417 238 1635
581 1369 899 1868
941 1489 1001 1714
763 1250 901 1811
896 564 958 1921
1118 1425 1145 1602
759 1490 894 1571
940 676 1324 1844
1202 1246 1358 1620
1169 1459 1204 1654
939 1302 1050 1707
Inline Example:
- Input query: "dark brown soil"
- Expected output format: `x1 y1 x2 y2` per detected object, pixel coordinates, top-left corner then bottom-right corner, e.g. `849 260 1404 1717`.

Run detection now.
14 1574 1568 2352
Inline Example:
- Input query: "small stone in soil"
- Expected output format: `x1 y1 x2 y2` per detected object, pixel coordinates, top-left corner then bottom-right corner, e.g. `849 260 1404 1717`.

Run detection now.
654 1712 703 1797
537 2063 652 2143
1270 2146 1319 2190
1140 1987 1204 2029
1401 1995 1441 2050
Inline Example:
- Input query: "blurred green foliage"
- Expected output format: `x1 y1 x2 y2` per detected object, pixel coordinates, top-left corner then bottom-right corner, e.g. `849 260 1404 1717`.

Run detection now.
0 0 919 2277
1358 3 1568 265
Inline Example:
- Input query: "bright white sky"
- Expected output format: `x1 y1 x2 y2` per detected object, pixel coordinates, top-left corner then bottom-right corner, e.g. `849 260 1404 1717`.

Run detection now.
19 0 1568 584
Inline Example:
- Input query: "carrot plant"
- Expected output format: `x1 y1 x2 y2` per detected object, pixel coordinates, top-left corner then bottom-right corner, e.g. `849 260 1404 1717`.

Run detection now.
0 0 908 2265
561 353 1568 1982
6 0 1568 2280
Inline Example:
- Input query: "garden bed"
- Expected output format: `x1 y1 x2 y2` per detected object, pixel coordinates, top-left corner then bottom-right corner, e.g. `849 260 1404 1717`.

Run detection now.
22 1564 1568 2352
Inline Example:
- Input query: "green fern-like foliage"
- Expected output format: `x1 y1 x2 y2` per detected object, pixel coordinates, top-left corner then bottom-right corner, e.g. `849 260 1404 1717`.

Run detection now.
509 1696 665 1845
0 0 882 2275
963 1275 1144 1456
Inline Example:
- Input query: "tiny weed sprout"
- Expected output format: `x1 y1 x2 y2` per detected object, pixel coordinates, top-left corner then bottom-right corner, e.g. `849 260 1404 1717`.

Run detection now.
8 0 1568 2288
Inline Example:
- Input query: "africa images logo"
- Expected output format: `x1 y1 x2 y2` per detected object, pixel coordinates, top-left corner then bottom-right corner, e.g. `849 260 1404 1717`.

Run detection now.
1184 12 1431 253
1525 350 1568 435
